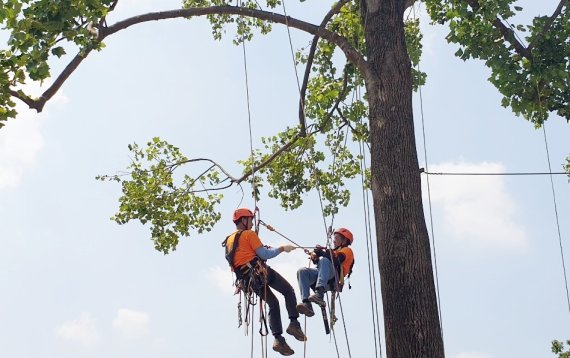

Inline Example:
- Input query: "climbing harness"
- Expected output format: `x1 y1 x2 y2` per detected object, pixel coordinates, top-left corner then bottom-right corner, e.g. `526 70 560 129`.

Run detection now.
222 231 270 337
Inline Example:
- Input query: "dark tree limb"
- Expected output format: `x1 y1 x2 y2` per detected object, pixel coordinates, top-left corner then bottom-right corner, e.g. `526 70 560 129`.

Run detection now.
464 0 533 60
527 0 568 52
102 6 368 75
12 5 369 114
235 133 302 184
10 49 92 112
298 0 351 137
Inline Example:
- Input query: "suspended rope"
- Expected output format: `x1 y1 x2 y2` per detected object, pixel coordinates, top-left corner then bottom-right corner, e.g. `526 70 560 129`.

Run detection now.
423 170 568 176
236 3 268 357
280 0 334 237
413 4 445 343
280 3 354 357
356 86 383 358
542 122 570 316
238 0 259 218
528 59 570 317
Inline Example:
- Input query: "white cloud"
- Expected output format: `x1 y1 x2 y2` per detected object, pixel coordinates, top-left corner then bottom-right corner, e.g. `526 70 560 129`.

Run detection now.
206 265 236 295
455 352 492 358
55 312 100 346
206 254 310 297
426 161 528 251
112 308 150 339
0 111 44 190
0 80 68 191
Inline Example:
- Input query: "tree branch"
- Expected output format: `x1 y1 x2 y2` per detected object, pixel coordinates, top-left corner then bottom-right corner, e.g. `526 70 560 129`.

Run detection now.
11 5 369 115
102 5 369 79
175 158 240 182
527 0 568 52
298 0 351 137
10 49 92 112
235 133 302 184
464 0 532 60
317 63 351 132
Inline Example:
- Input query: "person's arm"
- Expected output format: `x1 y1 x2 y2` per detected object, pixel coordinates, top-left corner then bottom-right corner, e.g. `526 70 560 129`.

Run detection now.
255 245 282 260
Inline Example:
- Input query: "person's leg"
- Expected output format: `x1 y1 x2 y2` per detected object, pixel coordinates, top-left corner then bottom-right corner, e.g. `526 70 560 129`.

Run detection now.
256 277 294 356
297 267 318 301
309 257 334 306
257 282 282 336
315 257 335 288
267 267 306 341
296 267 318 317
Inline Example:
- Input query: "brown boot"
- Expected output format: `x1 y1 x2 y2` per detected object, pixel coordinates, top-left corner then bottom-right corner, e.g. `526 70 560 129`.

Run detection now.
296 301 315 317
286 320 307 341
308 287 326 307
273 336 294 356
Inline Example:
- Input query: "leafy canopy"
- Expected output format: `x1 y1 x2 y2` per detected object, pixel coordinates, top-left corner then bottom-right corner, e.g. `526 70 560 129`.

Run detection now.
96 138 222 254
553 339 570 358
424 0 570 126
0 0 114 124
0 0 567 251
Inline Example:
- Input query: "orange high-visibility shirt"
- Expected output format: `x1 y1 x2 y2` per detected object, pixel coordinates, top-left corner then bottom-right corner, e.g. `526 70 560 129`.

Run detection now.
335 246 354 276
225 229 263 268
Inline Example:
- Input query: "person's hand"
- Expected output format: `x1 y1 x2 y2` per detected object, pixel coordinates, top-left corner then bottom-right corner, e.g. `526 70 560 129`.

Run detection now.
281 244 296 253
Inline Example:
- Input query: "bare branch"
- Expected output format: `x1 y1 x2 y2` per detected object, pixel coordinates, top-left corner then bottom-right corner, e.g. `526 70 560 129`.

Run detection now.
102 6 369 78
528 0 568 52
298 0 352 136
175 158 240 182
11 5 368 115
464 0 532 60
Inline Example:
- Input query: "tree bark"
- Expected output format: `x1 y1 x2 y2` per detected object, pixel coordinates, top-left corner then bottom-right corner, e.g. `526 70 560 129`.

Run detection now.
363 0 445 356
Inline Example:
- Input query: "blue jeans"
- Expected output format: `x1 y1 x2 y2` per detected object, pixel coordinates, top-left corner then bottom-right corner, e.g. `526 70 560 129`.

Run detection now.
297 257 335 300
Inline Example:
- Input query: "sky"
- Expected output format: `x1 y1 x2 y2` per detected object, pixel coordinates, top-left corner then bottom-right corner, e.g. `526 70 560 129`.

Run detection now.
0 1 569 358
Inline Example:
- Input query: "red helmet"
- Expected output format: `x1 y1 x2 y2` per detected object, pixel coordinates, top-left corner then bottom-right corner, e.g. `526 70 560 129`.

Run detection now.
233 208 254 222
334 227 353 244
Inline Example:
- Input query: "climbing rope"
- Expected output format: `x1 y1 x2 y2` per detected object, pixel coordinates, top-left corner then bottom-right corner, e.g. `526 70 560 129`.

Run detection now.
281 1 351 358
237 0 259 224
540 111 570 317
413 5 445 343
355 85 383 358
236 2 268 357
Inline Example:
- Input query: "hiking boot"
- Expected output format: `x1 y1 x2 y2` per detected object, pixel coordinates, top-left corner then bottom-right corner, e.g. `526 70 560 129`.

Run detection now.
296 301 315 317
273 336 294 356
308 287 326 307
286 320 307 341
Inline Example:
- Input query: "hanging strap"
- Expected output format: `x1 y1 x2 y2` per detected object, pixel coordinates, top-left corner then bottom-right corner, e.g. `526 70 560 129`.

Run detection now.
222 230 243 270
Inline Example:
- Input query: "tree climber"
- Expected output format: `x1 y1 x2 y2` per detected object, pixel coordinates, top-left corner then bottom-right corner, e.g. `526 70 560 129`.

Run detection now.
296 228 355 317
223 208 306 356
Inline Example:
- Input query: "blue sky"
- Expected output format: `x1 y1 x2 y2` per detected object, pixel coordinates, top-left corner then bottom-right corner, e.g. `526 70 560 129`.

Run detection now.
0 1 569 357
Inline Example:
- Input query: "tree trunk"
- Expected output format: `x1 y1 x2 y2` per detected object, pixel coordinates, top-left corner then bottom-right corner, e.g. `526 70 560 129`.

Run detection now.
363 0 445 356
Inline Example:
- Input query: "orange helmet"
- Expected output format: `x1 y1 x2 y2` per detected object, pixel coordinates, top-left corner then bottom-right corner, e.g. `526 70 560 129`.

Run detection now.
232 208 254 222
334 227 353 244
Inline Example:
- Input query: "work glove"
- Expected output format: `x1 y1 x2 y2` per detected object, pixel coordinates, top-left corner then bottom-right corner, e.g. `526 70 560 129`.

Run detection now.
309 252 319 264
281 244 296 253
